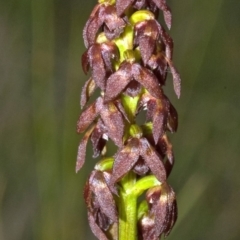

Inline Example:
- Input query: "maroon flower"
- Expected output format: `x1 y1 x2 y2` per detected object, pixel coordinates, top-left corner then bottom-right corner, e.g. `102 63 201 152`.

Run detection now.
110 137 167 190
84 170 118 239
105 61 163 102
83 4 126 48
138 183 177 239
82 42 119 91
116 0 172 30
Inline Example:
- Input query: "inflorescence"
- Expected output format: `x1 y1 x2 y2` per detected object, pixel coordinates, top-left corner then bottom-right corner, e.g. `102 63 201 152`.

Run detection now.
76 0 181 239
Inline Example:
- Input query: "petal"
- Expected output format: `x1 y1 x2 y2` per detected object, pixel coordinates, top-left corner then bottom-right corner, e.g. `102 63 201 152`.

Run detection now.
88 211 109 240
132 64 162 99
139 36 155 65
88 44 106 90
100 102 124 147
164 197 177 236
138 214 158 240
110 138 140 187
133 0 146 9
133 157 149 176
80 78 97 108
76 125 95 172
115 99 130 122
159 135 174 176
81 50 89 74
146 186 166 237
161 29 173 60
156 184 177 236
155 21 173 60
91 119 107 158
146 98 167 144
104 5 126 32
105 62 132 102
147 53 168 85
101 42 119 73
91 171 118 222
124 80 142 97
140 138 166 183
77 97 103 133
84 173 92 208
151 0 172 29
167 101 178 132
83 5 104 47
166 58 181 98
116 0 134 16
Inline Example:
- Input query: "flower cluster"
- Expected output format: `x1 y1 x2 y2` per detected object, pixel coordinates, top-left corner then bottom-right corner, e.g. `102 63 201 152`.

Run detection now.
76 0 180 239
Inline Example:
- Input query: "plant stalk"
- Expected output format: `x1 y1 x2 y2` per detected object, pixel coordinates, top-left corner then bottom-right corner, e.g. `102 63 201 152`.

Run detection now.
119 171 137 240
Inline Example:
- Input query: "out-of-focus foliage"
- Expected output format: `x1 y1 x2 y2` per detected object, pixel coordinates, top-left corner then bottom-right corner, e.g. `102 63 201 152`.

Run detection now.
0 0 240 239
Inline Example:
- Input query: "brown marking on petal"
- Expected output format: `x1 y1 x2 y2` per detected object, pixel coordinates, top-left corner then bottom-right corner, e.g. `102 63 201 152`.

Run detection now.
100 102 124 147
76 125 96 172
140 138 166 183
132 64 162 99
77 97 103 133
111 138 140 186
80 78 97 108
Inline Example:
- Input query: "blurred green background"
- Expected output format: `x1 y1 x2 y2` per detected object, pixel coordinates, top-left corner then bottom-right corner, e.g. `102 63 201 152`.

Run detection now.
1 0 240 239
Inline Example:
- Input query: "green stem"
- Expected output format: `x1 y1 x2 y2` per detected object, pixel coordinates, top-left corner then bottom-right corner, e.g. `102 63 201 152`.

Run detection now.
119 171 137 240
